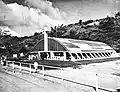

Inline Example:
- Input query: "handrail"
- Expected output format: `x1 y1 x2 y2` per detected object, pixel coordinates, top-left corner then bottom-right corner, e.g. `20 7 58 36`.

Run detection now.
13 61 62 69
4 60 118 92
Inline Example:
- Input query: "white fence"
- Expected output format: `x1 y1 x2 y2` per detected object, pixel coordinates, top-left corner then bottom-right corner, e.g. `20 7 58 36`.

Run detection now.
6 61 64 81
4 60 119 92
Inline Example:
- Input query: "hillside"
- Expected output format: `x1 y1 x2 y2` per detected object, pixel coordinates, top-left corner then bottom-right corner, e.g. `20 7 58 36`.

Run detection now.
0 12 120 57
48 12 120 52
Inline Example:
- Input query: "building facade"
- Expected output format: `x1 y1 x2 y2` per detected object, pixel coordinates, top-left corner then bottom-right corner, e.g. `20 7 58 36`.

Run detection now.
28 37 119 62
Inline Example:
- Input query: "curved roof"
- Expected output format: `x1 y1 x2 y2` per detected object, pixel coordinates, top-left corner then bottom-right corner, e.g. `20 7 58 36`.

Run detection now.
50 37 113 52
32 37 114 52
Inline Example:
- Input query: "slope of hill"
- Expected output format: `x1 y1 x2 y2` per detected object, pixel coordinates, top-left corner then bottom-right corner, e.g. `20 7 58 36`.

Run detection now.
1 12 120 56
48 12 120 52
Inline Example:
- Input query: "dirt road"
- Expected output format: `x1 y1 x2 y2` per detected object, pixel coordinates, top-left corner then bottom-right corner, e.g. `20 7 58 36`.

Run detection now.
0 67 93 92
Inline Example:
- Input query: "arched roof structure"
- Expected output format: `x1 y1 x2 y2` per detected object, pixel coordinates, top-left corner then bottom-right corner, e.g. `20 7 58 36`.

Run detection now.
29 37 119 62
32 37 114 53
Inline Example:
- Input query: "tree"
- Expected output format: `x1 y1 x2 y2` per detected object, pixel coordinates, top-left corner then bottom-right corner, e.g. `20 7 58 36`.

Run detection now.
78 19 82 25
83 19 94 25
115 12 120 18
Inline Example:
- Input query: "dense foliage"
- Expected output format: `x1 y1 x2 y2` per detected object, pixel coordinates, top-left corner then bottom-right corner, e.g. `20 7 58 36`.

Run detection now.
1 12 120 56
48 12 120 52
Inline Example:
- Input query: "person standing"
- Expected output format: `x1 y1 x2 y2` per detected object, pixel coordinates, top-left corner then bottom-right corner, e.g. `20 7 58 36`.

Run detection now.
0 56 4 66
34 61 38 73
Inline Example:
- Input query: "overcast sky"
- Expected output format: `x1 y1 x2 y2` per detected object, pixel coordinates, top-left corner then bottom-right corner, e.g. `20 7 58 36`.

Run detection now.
51 0 120 22
0 0 120 36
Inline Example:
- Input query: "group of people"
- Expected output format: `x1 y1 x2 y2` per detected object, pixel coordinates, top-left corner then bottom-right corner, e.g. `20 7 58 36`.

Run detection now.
0 56 6 66
0 55 39 73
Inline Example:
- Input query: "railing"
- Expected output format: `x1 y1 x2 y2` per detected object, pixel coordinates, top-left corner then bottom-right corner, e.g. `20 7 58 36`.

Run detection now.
6 61 64 80
3 60 119 92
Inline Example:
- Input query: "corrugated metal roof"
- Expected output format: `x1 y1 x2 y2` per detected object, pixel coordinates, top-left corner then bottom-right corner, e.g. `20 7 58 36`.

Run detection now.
50 37 113 52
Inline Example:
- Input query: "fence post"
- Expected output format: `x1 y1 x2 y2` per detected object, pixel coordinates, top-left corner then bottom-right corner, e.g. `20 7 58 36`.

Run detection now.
12 61 15 73
42 65 45 76
29 64 31 73
96 74 98 92
12 62 14 69
61 68 64 81
5 61 8 70
20 63 22 71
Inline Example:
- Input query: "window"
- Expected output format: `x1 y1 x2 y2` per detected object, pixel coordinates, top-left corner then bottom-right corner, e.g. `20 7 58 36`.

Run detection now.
95 53 100 58
71 53 78 59
91 53 96 58
102 53 107 57
99 53 104 57
98 53 102 57
86 53 92 58
54 52 63 56
77 53 83 59
66 52 71 59
105 53 109 57
82 53 88 59
108 52 111 56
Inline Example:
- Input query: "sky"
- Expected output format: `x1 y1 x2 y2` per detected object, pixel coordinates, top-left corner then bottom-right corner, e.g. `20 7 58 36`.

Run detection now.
52 0 120 22
0 0 120 36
